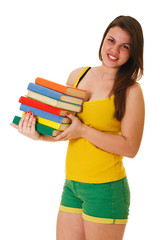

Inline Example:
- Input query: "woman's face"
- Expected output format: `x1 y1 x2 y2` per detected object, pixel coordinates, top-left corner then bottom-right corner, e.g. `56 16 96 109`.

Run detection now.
101 26 131 69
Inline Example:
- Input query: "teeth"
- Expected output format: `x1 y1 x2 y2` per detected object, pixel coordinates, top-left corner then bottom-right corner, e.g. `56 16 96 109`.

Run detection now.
109 54 118 60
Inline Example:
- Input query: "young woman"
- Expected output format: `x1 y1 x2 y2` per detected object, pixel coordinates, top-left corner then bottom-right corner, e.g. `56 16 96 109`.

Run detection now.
11 15 145 240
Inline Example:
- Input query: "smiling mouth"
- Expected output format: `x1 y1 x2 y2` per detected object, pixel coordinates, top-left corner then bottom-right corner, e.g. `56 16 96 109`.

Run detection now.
108 54 119 61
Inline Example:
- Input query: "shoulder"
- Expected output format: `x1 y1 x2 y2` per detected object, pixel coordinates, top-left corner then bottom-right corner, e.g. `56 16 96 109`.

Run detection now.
126 82 144 102
124 82 145 118
66 67 87 87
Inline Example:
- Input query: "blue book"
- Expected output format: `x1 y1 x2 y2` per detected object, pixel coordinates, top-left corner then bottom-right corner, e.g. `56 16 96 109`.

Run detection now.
19 104 71 124
27 83 83 105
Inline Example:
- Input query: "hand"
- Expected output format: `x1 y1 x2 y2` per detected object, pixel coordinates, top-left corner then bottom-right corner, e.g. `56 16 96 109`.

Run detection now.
10 111 41 140
54 113 85 141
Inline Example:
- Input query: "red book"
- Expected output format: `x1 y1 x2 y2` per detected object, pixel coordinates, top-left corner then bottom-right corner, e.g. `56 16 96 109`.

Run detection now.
19 96 75 117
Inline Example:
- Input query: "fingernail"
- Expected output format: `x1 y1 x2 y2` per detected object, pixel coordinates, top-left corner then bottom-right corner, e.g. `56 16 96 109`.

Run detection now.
66 112 69 116
25 112 27 114
31 112 33 115
33 116 36 118
27 110 30 113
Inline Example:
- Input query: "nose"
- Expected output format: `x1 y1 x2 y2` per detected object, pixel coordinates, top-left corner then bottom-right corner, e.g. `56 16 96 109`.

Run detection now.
111 44 120 56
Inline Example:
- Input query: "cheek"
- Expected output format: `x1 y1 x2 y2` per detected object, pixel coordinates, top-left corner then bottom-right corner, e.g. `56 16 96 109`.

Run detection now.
101 41 110 53
101 44 111 60
101 45 105 57
121 50 130 61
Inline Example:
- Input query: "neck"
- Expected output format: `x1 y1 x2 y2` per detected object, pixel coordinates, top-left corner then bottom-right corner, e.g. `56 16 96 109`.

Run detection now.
99 63 119 81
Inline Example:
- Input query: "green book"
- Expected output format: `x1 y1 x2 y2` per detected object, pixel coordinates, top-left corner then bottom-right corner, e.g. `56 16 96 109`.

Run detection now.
12 116 61 137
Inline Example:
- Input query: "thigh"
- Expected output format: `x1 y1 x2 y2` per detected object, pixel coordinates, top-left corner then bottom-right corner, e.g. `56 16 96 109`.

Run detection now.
84 220 126 240
56 210 85 240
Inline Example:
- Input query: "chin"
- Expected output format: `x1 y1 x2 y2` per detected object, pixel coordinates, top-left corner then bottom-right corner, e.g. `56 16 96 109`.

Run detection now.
103 58 128 69
102 61 120 69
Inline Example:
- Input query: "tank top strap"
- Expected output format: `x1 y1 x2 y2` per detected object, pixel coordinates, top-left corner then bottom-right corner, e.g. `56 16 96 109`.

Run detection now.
73 66 91 88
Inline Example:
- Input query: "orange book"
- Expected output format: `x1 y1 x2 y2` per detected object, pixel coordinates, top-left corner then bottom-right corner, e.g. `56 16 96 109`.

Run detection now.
35 77 87 99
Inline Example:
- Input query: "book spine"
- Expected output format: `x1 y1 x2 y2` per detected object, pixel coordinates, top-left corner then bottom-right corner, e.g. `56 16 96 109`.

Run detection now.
27 83 83 105
19 104 67 123
27 83 62 100
12 116 59 137
35 116 68 130
27 91 81 112
35 77 66 94
35 77 86 98
19 96 65 116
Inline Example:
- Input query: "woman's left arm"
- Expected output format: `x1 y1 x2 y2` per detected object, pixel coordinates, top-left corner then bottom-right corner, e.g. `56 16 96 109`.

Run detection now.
54 83 145 158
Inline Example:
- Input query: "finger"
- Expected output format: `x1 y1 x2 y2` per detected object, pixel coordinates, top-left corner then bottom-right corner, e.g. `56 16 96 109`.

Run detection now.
10 123 19 129
23 111 31 129
27 113 34 129
57 131 70 141
59 136 69 141
30 115 36 132
66 113 75 121
54 131 68 141
18 113 27 132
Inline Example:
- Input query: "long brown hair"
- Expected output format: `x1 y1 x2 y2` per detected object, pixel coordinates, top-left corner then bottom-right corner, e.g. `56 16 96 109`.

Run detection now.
99 16 144 121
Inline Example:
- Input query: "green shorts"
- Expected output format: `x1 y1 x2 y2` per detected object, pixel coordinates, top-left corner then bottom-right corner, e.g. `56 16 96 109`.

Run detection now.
59 177 130 224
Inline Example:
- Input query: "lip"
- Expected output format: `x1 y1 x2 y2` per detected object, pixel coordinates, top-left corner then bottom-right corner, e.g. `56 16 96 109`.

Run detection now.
107 53 119 62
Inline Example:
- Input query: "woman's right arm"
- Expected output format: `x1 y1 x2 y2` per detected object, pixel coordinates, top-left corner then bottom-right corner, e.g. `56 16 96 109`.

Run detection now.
10 111 44 140
10 111 57 142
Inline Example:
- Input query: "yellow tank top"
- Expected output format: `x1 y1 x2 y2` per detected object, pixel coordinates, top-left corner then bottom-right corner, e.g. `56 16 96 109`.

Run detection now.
65 67 126 183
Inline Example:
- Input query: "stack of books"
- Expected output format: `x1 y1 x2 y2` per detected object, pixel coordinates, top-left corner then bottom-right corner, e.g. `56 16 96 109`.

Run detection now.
12 77 87 137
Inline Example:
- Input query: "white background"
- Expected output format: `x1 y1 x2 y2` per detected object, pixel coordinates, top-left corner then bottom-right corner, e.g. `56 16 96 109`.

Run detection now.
0 0 159 239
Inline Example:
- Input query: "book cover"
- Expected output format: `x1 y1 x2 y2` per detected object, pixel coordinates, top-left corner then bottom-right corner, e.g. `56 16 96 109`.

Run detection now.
27 83 83 105
26 90 82 112
22 113 70 130
19 104 71 123
19 96 75 116
12 116 61 137
35 77 87 99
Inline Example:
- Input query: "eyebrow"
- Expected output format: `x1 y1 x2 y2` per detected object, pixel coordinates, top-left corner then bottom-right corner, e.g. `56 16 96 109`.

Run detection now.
108 36 131 45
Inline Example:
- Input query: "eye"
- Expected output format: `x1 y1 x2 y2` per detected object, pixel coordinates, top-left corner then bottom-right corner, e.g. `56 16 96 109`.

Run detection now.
122 44 129 50
108 38 114 43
